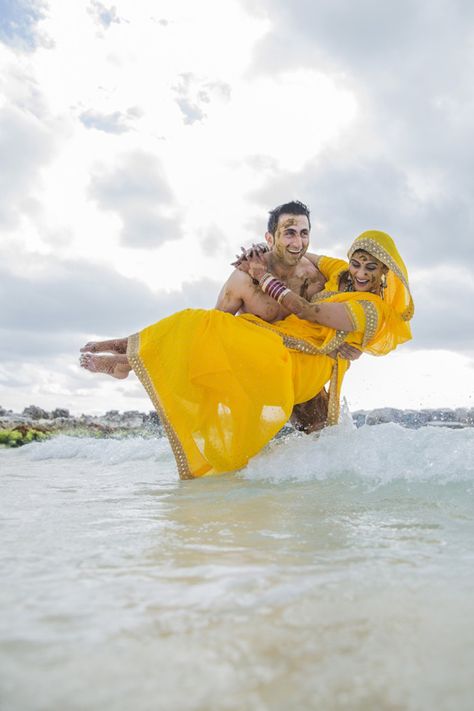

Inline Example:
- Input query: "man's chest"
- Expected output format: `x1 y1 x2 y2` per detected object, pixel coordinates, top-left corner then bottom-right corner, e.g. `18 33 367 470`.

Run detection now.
241 268 326 322
286 269 326 299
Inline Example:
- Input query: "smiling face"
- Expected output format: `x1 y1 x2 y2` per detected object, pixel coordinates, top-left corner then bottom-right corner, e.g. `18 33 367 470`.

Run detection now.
349 249 387 292
265 214 310 266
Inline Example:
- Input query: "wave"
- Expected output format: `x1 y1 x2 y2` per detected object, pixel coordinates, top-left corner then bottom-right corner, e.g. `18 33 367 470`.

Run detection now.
244 419 474 484
10 420 474 484
15 434 170 465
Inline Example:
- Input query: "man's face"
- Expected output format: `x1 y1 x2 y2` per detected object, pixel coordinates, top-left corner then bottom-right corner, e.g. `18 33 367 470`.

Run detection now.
266 214 310 266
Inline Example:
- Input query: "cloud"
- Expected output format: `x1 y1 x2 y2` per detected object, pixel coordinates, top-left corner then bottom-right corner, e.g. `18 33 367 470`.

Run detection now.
199 224 229 256
173 73 231 125
79 107 141 134
174 73 207 125
0 0 47 51
88 150 182 247
0 104 56 227
0 255 218 361
251 151 473 270
409 268 474 352
244 0 474 272
87 1 121 30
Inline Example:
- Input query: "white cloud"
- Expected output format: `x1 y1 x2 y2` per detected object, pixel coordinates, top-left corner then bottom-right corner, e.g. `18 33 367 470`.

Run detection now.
87 1 122 30
88 150 182 247
0 104 56 226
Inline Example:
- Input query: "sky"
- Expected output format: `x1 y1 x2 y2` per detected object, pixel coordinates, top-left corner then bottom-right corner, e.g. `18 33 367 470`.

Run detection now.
1 0 473 415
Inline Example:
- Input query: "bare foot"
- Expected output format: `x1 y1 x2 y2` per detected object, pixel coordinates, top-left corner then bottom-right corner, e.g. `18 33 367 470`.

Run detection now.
80 354 131 379
80 338 128 354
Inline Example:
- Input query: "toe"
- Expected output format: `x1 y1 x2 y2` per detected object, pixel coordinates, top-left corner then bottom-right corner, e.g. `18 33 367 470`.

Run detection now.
80 342 97 353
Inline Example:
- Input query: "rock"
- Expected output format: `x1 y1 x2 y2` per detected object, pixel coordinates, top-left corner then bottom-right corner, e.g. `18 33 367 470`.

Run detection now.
364 407 404 426
105 410 120 420
400 410 431 428
144 411 161 425
351 411 367 428
22 405 50 420
51 408 70 419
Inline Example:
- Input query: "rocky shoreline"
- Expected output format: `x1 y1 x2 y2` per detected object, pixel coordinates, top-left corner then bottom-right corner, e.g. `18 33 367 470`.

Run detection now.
1 404 473 448
0 406 164 447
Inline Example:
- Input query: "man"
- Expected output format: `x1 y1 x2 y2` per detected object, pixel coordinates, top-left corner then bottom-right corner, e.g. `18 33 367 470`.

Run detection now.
215 200 360 432
216 200 326 322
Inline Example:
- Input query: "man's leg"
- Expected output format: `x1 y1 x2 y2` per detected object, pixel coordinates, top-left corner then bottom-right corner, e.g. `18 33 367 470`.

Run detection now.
291 388 329 434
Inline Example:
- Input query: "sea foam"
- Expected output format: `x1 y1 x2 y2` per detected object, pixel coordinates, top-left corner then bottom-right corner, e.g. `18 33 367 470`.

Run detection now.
245 420 474 484
10 421 474 485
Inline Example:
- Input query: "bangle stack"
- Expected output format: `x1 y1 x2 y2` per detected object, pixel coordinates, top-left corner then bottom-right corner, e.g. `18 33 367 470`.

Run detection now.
259 272 291 304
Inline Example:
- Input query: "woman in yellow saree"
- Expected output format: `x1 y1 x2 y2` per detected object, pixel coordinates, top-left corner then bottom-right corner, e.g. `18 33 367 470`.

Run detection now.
80 230 413 479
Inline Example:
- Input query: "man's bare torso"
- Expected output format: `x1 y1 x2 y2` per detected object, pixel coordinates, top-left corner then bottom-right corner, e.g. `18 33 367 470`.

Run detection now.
216 253 326 322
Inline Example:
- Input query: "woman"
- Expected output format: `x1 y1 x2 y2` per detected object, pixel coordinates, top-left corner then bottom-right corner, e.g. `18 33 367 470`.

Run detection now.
80 230 413 479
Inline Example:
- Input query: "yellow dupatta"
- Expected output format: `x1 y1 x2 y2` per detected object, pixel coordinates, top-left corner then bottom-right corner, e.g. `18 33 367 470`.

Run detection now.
346 230 414 355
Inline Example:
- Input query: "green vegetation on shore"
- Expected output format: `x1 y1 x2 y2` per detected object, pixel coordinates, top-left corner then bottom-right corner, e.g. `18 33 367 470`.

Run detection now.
0 426 50 448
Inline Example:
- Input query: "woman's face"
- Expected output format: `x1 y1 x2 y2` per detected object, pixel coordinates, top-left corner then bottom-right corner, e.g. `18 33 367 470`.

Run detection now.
349 250 387 292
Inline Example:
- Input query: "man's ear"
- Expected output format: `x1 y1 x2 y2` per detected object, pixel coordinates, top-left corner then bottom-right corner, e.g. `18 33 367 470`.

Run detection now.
265 231 274 248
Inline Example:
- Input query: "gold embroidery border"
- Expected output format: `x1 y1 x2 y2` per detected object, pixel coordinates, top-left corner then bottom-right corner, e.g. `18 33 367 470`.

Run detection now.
252 320 349 356
348 237 414 322
127 333 194 480
326 360 340 426
344 302 360 332
359 300 379 347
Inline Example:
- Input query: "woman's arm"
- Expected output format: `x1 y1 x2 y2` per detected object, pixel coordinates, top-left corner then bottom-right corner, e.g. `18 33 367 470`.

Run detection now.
279 288 354 331
248 253 355 332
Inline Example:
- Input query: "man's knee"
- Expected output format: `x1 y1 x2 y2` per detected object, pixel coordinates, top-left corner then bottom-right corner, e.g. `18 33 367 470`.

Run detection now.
291 388 329 434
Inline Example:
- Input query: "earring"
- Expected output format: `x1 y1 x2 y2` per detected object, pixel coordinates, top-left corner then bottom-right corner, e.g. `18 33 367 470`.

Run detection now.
380 273 387 298
345 272 354 292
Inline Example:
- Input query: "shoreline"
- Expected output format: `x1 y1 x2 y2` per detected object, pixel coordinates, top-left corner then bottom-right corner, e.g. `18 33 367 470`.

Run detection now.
1 404 474 448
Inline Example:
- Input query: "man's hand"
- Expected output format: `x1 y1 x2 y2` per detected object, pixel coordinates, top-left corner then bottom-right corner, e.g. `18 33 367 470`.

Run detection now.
336 344 362 361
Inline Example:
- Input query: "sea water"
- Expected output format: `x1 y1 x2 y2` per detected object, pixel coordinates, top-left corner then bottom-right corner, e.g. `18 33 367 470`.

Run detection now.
1 419 474 711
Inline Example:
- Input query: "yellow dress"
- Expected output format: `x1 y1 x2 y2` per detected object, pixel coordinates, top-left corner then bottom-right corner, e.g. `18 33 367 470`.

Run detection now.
127 230 413 479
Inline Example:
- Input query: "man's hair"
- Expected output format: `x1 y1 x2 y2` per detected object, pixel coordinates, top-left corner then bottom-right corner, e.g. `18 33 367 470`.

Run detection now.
267 200 311 235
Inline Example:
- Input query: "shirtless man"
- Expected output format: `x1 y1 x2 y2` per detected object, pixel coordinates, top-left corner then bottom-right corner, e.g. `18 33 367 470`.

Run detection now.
215 200 360 432
216 200 325 322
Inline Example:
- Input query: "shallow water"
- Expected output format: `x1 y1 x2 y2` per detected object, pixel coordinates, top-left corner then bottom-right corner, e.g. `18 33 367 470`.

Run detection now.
1 421 474 710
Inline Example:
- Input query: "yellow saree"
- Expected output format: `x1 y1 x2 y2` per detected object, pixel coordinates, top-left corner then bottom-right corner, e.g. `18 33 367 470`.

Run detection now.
128 230 413 479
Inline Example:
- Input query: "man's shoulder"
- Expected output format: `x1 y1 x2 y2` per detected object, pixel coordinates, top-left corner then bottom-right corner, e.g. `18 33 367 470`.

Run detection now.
224 268 255 287
299 253 324 276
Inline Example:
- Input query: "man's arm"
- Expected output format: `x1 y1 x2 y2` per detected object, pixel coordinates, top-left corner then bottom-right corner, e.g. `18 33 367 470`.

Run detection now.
215 270 247 314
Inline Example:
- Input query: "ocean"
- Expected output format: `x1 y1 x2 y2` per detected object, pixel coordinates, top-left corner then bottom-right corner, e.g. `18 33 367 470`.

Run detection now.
1 417 474 711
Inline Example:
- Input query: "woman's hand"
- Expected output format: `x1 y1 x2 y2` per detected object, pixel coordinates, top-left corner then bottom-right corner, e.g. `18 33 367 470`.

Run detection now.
231 243 269 273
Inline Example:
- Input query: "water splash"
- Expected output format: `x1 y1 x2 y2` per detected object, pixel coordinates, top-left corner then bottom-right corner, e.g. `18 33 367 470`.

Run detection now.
9 422 474 484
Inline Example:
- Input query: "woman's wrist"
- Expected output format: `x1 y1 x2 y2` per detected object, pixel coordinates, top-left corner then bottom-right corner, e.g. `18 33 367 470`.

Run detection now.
259 273 291 304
